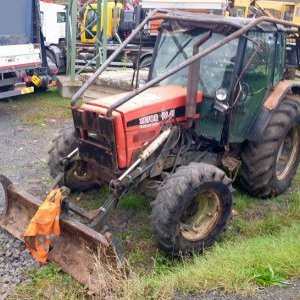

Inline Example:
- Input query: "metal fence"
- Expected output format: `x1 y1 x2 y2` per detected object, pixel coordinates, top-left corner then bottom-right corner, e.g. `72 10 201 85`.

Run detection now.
66 0 108 80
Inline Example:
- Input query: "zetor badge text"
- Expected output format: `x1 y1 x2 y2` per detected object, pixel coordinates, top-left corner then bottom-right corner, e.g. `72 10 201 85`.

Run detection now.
139 109 175 127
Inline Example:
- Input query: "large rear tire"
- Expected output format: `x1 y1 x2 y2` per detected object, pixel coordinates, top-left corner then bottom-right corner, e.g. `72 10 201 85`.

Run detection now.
48 126 95 192
240 98 300 198
150 163 233 256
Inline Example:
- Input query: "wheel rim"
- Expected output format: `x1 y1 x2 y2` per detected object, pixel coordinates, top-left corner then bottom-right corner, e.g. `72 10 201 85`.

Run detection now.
276 124 300 181
180 190 222 242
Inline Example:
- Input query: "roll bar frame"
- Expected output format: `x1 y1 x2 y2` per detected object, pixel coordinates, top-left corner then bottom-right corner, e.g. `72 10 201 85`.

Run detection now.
71 9 300 119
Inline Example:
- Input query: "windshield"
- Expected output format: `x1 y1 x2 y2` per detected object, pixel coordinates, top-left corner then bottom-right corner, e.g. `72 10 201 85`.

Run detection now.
150 28 239 97
86 8 97 28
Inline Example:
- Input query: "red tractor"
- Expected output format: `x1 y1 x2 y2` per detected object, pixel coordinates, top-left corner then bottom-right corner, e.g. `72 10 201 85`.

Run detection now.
1 9 300 287
49 10 300 254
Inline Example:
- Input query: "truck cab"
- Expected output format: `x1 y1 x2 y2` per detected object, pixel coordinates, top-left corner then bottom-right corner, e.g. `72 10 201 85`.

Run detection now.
0 0 52 99
40 1 67 46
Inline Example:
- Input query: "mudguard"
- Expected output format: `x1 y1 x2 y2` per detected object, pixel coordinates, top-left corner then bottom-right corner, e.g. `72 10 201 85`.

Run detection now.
247 80 300 141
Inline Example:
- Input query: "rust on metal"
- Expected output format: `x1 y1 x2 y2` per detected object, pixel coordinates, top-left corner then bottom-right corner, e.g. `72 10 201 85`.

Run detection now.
86 161 119 184
264 80 300 111
0 174 119 290
185 31 211 126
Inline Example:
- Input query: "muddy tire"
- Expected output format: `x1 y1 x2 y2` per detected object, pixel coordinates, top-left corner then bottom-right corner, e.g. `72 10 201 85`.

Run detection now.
150 163 233 256
48 126 95 192
240 98 300 198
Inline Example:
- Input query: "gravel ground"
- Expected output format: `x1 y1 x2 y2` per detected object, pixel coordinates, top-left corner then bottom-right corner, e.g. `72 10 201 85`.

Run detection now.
0 95 300 299
0 231 40 299
0 97 69 298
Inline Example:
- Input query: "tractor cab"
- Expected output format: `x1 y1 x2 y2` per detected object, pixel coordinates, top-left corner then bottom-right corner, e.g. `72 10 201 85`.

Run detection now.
148 14 288 144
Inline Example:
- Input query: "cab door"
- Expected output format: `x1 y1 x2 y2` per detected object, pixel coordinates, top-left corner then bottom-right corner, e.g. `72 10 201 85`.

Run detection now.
229 31 277 143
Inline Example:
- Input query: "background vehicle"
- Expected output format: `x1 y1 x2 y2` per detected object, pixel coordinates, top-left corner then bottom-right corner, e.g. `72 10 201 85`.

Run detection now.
80 2 123 43
76 0 226 69
40 1 67 45
40 1 67 74
0 0 53 99
39 0 227 75
232 0 300 22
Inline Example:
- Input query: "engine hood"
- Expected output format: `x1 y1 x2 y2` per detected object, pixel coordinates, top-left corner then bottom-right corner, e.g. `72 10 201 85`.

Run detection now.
83 85 202 132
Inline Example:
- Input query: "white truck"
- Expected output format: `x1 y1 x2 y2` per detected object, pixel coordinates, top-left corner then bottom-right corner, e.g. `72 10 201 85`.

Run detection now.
0 0 54 99
40 0 67 74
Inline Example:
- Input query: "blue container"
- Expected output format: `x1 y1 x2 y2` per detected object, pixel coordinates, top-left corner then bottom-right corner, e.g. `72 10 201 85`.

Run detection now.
0 0 36 45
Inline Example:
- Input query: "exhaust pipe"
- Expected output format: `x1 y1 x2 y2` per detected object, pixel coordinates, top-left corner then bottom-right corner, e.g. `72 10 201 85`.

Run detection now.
0 174 123 290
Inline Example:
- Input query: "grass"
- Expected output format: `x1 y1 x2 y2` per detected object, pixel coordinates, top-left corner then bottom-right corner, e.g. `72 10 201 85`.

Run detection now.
71 186 110 210
0 87 71 125
253 266 289 287
71 188 149 211
9 263 86 300
120 192 150 211
128 224 300 299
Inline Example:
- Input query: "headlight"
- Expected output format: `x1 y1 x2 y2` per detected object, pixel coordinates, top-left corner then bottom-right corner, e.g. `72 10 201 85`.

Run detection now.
215 88 227 101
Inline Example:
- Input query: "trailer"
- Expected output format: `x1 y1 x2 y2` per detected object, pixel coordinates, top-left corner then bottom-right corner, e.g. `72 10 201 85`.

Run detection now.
0 0 53 100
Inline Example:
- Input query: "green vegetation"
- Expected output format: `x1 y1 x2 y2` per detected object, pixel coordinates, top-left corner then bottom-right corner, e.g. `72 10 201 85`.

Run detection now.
10 263 86 300
120 192 150 211
71 188 150 211
253 266 289 287
0 88 71 125
72 186 110 210
130 224 300 298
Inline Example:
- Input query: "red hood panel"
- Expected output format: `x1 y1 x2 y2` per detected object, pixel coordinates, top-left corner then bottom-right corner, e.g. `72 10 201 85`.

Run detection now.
80 85 202 168
85 85 202 132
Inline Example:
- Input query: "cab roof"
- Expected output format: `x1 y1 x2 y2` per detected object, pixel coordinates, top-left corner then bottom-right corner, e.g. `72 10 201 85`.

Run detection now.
162 11 287 34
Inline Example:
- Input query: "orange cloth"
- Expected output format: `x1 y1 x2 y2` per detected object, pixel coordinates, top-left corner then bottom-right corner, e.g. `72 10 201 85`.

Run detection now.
24 189 62 264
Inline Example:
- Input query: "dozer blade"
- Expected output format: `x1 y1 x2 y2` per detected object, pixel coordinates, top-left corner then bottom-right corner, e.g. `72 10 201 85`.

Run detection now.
0 175 123 290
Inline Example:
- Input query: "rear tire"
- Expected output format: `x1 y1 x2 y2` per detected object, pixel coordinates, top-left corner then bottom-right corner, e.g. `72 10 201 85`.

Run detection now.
48 126 95 192
150 163 233 256
240 98 300 197
46 50 57 69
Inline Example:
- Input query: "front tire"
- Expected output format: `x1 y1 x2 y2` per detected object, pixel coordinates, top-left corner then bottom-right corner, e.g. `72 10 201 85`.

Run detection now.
240 97 300 198
48 126 95 192
150 163 233 256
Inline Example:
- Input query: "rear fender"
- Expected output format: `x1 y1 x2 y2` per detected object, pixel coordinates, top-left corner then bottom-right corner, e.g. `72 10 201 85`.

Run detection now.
247 80 300 141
